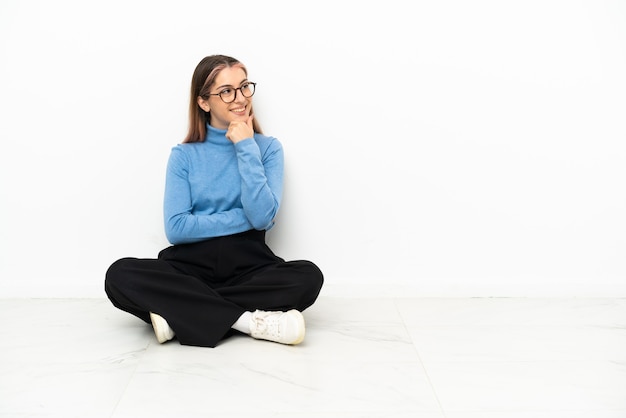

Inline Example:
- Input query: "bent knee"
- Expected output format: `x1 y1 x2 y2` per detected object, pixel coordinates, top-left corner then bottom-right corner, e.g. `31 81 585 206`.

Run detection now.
105 257 137 287
297 260 324 291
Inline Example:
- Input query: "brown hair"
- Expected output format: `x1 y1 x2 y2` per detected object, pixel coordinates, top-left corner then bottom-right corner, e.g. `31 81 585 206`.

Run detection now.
183 55 262 143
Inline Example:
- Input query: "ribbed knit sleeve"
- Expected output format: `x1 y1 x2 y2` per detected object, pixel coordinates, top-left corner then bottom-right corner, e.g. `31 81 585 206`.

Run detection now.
235 138 283 230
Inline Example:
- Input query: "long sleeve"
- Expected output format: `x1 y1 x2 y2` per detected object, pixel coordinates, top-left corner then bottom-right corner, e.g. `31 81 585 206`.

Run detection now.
235 138 283 230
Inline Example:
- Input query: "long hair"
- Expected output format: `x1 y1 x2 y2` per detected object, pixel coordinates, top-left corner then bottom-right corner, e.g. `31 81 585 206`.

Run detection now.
183 55 262 143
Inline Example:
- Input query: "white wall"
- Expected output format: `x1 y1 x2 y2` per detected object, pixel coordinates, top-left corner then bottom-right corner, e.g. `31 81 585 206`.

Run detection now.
1 0 625 298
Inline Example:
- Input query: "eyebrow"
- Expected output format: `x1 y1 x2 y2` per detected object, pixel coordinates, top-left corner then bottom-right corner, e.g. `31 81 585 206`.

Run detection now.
215 79 249 90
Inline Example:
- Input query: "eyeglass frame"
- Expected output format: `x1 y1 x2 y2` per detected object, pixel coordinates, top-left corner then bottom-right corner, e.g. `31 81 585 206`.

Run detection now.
205 82 257 104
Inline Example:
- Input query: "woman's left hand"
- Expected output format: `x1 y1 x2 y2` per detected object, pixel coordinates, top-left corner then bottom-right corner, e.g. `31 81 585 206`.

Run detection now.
226 114 254 144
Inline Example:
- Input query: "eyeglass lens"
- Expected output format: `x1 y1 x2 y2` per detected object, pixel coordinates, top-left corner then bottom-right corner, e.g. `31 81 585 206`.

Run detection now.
221 83 255 103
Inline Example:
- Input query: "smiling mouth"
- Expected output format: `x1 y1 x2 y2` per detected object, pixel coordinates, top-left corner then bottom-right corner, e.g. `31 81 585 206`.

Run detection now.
231 107 246 114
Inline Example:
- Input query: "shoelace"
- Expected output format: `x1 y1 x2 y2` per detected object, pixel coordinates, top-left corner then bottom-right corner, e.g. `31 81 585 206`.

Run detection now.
252 312 283 338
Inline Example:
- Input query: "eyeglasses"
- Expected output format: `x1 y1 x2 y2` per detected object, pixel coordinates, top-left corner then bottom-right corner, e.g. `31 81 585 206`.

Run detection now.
206 82 256 103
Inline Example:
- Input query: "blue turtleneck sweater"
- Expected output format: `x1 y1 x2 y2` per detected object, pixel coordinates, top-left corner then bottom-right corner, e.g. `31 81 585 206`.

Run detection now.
163 124 284 245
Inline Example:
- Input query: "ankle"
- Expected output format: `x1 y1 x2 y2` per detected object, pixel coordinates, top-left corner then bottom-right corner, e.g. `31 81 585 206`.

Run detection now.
231 311 252 334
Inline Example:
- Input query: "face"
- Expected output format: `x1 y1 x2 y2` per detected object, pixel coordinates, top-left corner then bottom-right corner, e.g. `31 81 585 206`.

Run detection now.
197 66 251 130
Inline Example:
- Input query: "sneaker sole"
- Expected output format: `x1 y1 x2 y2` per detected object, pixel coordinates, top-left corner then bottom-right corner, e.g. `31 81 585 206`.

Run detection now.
287 309 306 345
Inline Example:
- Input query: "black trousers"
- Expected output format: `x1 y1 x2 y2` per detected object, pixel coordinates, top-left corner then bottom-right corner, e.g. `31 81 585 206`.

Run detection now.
105 229 324 347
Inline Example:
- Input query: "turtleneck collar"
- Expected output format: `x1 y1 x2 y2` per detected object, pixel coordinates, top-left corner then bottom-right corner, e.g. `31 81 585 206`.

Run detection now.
205 123 232 145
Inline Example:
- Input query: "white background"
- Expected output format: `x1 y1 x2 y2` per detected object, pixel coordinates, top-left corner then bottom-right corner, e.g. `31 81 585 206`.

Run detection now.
1 0 625 297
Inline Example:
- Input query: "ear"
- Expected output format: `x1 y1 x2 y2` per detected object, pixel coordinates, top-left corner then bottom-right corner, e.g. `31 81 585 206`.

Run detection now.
197 96 210 112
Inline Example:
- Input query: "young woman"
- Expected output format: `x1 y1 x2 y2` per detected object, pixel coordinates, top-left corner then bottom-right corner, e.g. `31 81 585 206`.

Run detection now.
105 55 323 348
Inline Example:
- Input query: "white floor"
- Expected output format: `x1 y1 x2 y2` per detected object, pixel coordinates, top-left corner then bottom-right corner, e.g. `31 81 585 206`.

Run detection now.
1 297 625 418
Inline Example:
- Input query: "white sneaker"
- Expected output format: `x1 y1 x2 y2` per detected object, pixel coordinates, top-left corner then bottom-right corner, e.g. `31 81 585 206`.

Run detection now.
249 309 305 345
150 312 175 343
